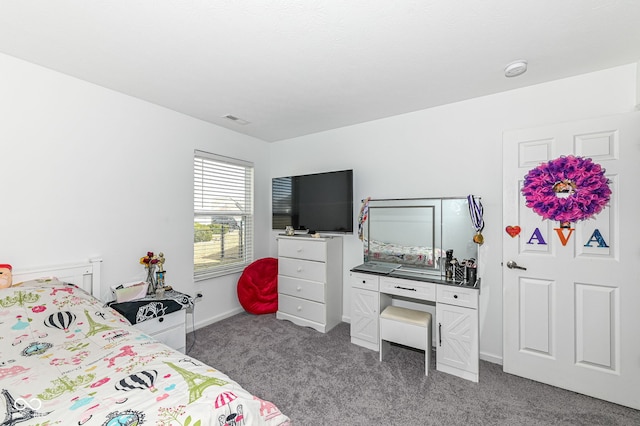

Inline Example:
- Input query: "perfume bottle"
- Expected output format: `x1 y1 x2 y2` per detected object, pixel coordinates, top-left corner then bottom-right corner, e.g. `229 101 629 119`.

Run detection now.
445 249 454 281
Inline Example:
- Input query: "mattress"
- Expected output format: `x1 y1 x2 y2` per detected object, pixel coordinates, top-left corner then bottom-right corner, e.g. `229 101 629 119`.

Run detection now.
0 278 290 426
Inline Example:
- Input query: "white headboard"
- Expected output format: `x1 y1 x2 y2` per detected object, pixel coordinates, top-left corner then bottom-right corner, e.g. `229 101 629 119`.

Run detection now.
12 258 103 300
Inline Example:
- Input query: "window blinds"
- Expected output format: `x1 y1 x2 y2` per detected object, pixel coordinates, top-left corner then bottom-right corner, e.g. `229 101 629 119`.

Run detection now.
193 150 254 280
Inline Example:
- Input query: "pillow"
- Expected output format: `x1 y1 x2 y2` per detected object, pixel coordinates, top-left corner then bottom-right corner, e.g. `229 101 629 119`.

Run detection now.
237 257 278 315
0 264 12 288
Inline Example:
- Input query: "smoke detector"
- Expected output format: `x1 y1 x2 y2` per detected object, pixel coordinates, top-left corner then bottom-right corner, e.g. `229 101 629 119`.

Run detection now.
504 60 528 78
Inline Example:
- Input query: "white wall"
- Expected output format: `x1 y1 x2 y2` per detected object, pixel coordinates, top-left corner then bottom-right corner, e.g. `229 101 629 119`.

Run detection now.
2 51 637 362
268 63 638 363
0 53 273 329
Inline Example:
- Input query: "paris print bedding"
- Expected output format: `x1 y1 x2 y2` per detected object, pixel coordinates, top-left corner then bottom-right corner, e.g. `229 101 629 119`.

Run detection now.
0 279 290 426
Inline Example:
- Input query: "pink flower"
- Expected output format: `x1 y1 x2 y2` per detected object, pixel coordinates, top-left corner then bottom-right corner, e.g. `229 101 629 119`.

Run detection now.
31 305 46 313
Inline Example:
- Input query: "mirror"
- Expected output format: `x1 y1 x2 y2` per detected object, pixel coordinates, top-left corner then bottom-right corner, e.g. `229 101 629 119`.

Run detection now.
361 197 478 282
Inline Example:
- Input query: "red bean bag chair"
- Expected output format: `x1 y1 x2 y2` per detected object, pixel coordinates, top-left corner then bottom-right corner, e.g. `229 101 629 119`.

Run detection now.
237 257 278 314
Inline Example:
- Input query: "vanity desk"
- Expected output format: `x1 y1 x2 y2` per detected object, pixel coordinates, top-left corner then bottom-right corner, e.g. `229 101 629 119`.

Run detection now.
350 265 480 382
351 196 482 382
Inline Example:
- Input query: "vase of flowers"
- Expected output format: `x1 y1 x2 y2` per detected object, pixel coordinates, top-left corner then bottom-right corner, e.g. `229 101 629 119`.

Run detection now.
140 251 159 295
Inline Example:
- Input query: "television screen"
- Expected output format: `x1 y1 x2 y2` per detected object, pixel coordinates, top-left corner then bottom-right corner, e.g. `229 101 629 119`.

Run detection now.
272 169 353 233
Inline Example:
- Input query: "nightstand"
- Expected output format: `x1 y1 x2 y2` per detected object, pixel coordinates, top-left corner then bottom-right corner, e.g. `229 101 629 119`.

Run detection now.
134 309 187 352
108 290 193 353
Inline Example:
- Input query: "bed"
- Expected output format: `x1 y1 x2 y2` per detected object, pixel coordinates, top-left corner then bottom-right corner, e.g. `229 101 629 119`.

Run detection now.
1 259 290 426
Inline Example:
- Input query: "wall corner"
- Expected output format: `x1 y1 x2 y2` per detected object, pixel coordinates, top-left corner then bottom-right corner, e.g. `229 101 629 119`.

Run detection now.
636 61 640 110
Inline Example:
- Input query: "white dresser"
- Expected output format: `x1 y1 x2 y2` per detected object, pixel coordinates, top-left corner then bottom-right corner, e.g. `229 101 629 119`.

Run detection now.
350 270 480 382
276 235 343 333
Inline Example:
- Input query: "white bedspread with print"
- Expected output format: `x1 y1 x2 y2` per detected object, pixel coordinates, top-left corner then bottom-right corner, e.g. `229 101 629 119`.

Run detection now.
0 279 290 426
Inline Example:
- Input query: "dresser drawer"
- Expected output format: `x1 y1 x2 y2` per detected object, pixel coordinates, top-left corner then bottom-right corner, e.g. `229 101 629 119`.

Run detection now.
134 309 186 335
278 293 326 324
278 275 325 303
279 257 326 282
350 272 379 291
278 238 327 262
437 285 478 309
380 277 436 302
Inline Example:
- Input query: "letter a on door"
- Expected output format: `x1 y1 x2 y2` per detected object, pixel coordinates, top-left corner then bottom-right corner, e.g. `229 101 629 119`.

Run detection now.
526 228 547 245
584 229 609 248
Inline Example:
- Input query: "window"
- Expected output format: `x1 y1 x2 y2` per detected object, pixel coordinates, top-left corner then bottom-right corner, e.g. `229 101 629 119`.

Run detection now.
194 150 254 280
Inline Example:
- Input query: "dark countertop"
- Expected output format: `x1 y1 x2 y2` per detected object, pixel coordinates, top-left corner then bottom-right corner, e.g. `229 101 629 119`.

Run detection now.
351 263 480 290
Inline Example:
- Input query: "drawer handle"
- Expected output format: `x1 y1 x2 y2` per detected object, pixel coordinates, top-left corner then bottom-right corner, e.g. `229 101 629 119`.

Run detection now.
394 285 416 292
158 317 164 323
296 286 302 292
296 247 303 252
297 306 302 311
453 294 458 299
297 267 303 272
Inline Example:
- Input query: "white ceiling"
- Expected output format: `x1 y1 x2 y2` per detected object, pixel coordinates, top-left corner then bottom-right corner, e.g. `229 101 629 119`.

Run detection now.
1 1 639 142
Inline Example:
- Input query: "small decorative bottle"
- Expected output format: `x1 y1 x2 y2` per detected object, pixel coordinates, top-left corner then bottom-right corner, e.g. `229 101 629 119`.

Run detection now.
445 249 454 281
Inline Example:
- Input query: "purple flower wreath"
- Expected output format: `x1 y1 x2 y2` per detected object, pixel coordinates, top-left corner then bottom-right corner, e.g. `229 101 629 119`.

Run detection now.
521 155 611 223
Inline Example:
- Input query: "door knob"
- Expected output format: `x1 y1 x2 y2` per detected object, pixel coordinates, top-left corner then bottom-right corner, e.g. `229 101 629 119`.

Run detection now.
506 260 527 270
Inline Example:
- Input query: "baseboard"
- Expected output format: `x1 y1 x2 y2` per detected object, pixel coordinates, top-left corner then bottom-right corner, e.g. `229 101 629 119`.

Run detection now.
480 351 503 365
186 307 244 334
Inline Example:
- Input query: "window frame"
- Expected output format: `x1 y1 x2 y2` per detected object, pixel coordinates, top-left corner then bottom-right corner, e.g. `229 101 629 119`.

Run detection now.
193 150 254 280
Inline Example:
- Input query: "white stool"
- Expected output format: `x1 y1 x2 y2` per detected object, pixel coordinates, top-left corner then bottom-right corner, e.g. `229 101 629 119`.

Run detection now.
379 305 432 376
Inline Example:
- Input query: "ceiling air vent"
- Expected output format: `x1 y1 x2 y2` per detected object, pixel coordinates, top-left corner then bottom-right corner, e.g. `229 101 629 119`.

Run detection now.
222 114 250 125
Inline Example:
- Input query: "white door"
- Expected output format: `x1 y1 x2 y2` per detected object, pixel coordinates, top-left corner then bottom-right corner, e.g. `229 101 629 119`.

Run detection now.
502 112 640 409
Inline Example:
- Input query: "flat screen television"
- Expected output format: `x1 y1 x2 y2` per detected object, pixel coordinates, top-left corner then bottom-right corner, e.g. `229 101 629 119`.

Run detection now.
272 169 353 233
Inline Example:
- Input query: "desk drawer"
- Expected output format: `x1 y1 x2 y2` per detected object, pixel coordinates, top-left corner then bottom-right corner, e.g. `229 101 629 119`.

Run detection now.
350 272 379 291
278 293 326 323
380 277 436 301
279 276 325 303
279 257 326 282
278 238 327 262
437 285 478 309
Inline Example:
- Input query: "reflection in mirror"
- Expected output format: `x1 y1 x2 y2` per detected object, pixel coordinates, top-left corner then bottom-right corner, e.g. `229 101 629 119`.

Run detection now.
365 205 438 270
443 198 478 262
361 197 478 282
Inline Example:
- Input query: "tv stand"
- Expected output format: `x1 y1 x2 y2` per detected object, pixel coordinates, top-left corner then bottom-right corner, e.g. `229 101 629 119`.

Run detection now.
276 235 343 333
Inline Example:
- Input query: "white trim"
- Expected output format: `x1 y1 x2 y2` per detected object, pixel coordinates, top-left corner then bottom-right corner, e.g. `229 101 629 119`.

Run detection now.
186 306 244 334
194 149 253 168
480 351 503 365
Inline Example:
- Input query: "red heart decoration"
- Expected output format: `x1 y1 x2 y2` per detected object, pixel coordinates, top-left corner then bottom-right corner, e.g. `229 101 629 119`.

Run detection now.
505 226 521 237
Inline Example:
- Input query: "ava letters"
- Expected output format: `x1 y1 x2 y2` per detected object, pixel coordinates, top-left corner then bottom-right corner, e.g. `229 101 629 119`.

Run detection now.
526 227 609 248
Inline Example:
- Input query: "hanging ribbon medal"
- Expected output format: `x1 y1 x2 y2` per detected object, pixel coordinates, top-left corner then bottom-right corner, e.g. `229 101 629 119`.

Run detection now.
358 197 371 241
467 195 484 245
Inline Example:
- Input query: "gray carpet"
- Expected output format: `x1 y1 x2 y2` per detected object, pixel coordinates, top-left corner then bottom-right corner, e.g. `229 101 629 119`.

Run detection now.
187 312 639 425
